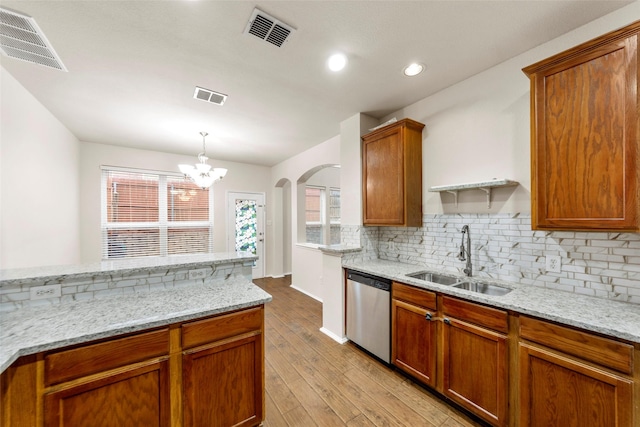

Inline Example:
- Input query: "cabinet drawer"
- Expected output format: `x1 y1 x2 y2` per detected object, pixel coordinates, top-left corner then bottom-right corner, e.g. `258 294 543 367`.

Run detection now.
45 328 169 386
182 305 264 350
519 316 633 374
442 296 507 333
392 282 436 310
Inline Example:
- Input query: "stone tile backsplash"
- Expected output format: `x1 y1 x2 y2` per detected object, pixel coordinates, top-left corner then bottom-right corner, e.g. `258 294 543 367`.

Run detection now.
344 213 640 304
0 261 252 312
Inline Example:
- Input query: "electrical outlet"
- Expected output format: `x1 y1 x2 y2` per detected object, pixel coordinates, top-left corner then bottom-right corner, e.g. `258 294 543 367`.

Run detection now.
30 284 61 300
188 268 209 280
545 255 562 273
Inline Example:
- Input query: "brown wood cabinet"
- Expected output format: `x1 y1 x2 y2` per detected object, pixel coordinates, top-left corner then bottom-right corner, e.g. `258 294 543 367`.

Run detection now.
389 281 640 426
391 284 509 426
442 297 509 427
391 282 437 387
0 305 265 427
44 359 170 427
182 307 264 427
523 21 640 231
42 328 171 427
362 118 424 227
519 316 635 427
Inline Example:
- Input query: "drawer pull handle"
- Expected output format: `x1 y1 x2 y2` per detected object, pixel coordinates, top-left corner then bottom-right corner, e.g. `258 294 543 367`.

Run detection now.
444 318 451 325
425 313 432 321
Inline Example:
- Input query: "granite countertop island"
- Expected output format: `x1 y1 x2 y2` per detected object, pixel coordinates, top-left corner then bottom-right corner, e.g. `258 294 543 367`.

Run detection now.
0 253 272 373
344 259 640 344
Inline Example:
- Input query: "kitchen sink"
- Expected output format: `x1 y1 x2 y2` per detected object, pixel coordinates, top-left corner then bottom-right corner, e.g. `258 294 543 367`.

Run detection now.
405 271 460 286
452 281 512 296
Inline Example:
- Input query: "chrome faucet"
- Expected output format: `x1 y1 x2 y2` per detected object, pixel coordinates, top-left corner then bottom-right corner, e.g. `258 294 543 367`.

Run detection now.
457 225 472 276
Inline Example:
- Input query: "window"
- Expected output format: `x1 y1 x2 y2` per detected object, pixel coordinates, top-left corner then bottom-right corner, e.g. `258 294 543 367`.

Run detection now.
329 187 341 245
304 186 340 245
305 186 324 244
101 167 213 259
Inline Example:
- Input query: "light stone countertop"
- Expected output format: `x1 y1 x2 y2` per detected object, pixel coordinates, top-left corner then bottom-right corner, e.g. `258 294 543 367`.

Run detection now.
343 259 640 343
0 277 272 373
0 252 257 286
318 244 362 255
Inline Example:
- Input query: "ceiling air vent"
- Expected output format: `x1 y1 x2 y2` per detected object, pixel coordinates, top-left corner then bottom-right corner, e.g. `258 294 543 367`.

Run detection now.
0 7 67 71
244 8 295 48
194 86 228 106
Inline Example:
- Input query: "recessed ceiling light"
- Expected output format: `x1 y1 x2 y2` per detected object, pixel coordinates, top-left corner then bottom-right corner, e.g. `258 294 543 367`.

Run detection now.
403 62 425 77
328 53 347 72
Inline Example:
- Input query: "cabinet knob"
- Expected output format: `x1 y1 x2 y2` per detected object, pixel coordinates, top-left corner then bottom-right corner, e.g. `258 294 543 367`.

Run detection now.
444 318 451 325
425 312 432 321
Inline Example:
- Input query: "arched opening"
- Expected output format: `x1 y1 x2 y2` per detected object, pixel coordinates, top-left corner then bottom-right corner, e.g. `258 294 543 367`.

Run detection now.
296 164 341 246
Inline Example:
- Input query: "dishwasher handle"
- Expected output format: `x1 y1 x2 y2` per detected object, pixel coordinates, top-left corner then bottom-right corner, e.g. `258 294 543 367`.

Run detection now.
346 270 391 292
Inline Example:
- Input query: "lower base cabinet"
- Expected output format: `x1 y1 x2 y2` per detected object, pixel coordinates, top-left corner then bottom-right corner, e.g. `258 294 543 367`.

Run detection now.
519 344 633 427
442 297 508 427
1 305 265 427
390 283 638 427
519 315 635 427
44 360 170 427
183 335 263 427
391 283 437 388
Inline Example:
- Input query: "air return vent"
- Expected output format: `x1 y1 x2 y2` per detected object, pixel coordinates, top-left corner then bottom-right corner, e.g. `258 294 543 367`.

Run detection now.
244 8 295 48
0 7 67 71
194 87 228 106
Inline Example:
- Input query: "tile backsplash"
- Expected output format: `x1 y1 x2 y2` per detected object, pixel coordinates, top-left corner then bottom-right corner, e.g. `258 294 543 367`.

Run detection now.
343 213 640 304
0 261 252 313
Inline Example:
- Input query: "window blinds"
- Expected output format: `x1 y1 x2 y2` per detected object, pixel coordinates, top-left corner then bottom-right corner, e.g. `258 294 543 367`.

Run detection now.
101 168 213 259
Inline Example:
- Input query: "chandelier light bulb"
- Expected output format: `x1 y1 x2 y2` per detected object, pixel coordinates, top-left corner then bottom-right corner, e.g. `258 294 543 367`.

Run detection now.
178 132 227 189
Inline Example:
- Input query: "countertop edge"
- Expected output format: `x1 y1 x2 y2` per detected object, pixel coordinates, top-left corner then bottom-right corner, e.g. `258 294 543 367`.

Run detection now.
1 281 272 373
0 252 258 286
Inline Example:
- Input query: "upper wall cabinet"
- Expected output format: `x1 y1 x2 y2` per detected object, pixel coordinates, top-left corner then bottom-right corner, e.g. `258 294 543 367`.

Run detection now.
362 118 425 227
523 21 640 231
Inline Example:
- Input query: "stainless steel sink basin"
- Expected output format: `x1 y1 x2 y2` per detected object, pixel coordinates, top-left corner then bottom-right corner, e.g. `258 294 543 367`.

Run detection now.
452 281 512 296
405 272 460 286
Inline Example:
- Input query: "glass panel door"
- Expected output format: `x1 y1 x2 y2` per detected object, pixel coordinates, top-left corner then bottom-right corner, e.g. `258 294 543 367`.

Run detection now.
227 192 265 279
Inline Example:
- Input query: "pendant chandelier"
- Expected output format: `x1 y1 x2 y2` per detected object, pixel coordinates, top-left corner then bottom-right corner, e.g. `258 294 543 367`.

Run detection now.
178 132 227 189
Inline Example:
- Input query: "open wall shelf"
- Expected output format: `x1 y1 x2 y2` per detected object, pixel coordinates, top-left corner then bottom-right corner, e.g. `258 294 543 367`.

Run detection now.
429 179 519 208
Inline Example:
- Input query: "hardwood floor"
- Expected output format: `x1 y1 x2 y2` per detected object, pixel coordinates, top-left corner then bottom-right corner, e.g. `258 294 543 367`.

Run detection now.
253 276 487 427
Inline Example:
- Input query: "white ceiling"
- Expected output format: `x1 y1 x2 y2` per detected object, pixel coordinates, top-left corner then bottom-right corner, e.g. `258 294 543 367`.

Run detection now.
1 1 634 166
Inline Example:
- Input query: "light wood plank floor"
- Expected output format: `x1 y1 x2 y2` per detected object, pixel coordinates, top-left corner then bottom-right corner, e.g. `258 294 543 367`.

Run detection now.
254 276 487 427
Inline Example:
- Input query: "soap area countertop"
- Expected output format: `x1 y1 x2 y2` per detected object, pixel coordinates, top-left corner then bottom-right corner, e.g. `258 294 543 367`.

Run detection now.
0 253 272 373
343 259 640 344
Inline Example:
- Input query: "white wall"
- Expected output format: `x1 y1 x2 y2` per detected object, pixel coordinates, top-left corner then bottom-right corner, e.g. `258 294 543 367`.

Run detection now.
0 66 81 269
340 113 378 226
381 3 640 215
269 135 340 299
79 142 272 268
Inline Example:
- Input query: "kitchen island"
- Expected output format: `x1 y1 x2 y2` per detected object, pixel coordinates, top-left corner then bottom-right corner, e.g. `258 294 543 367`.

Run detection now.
0 253 271 427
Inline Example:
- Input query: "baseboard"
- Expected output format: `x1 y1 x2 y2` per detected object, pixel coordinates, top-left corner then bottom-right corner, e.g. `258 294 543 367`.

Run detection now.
289 284 323 303
319 327 348 344
269 274 285 278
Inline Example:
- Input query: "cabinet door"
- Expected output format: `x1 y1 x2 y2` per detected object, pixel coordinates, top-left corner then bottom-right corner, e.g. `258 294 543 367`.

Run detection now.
391 298 437 388
362 118 424 227
183 333 263 427
442 317 508 427
362 126 405 225
44 359 170 427
526 26 639 230
519 343 633 427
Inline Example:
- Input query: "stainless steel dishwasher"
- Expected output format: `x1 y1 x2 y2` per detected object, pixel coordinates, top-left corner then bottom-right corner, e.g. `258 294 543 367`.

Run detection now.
345 269 391 363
